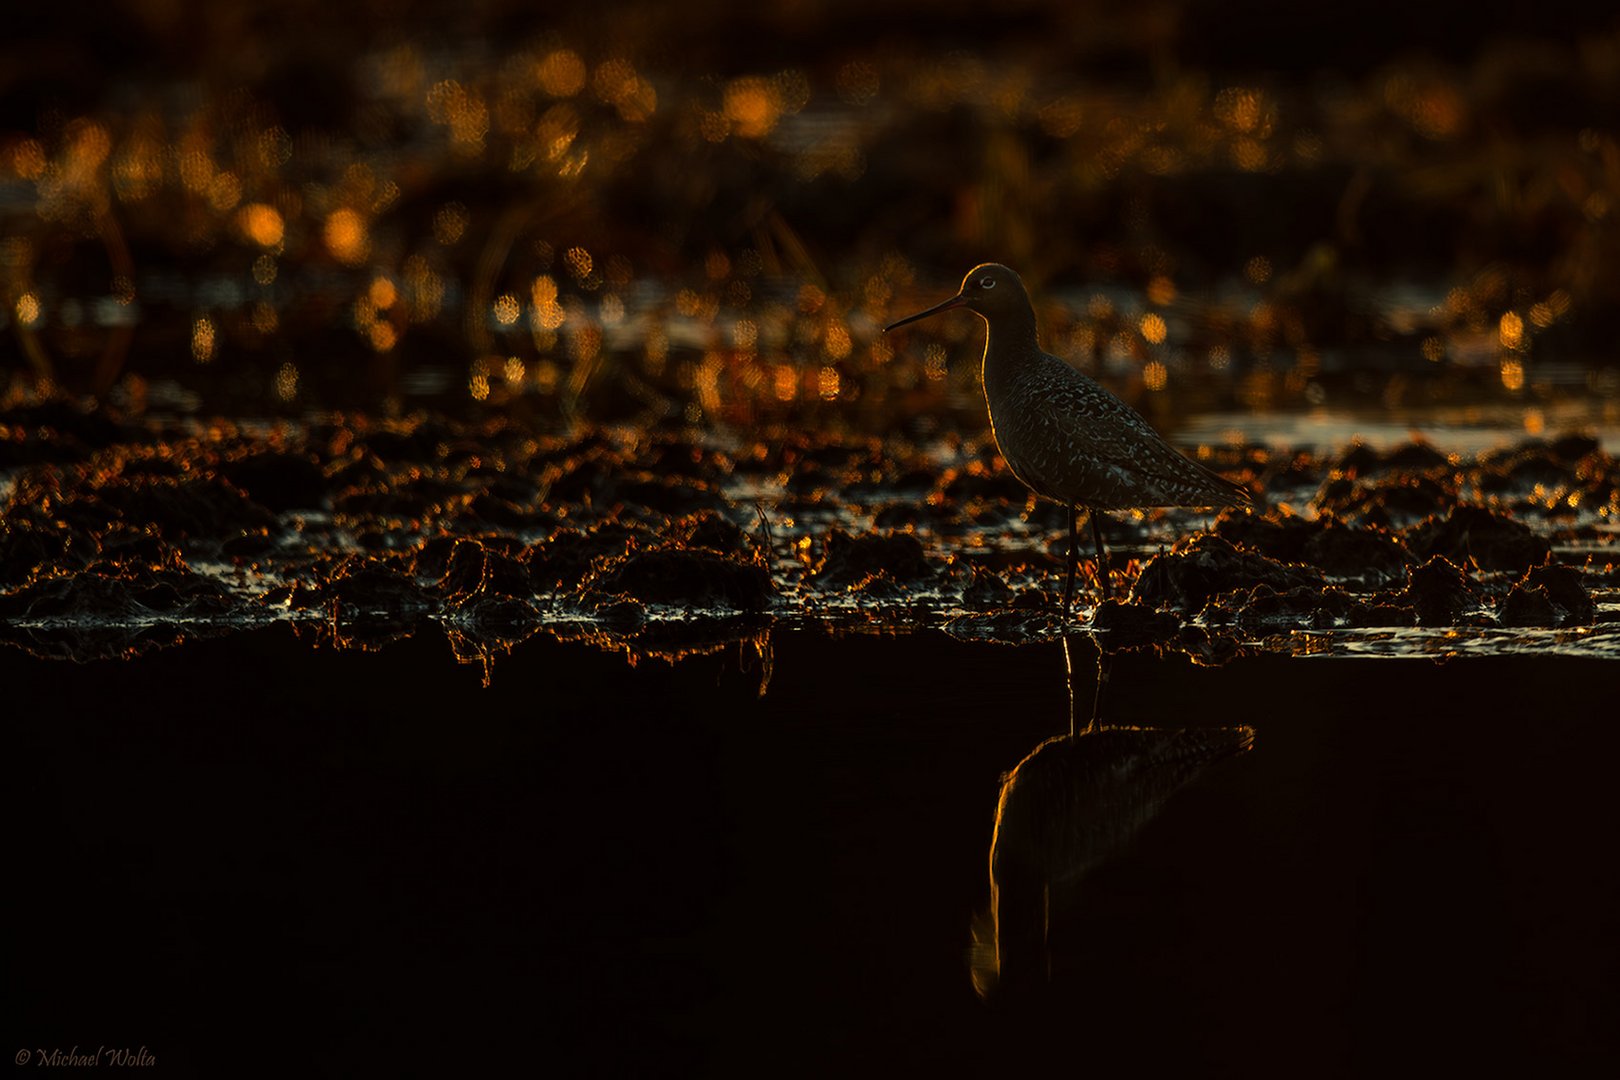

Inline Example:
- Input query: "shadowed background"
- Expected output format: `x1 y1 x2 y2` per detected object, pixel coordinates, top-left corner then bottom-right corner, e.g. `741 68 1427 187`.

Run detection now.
3 1 1619 434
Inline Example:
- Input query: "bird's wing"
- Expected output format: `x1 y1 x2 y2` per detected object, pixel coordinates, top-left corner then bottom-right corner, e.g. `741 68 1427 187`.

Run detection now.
1029 366 1247 507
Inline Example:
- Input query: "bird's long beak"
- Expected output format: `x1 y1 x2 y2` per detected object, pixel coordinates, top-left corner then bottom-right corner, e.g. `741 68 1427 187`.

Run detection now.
883 293 966 333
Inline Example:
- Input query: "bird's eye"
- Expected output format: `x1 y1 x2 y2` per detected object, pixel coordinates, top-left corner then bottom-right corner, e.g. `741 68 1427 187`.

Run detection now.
980 276 996 289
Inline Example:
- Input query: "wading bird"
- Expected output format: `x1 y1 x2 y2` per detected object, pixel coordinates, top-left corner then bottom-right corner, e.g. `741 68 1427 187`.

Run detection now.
884 263 1249 610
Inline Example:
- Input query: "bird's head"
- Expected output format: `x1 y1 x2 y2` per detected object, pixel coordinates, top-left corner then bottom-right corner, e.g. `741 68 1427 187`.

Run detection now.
883 263 1030 332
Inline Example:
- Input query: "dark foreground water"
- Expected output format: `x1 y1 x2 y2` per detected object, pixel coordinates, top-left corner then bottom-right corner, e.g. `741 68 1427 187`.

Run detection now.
9 627 1618 1075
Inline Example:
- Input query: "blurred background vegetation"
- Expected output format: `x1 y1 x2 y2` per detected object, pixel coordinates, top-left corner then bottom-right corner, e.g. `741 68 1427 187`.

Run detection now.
3 0 1620 435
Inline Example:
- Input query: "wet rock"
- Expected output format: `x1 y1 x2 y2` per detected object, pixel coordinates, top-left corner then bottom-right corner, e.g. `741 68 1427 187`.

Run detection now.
1090 599 1180 648
1403 505 1549 573
809 529 933 590
1131 534 1323 613
584 549 774 611
962 567 1015 610
1397 556 1482 627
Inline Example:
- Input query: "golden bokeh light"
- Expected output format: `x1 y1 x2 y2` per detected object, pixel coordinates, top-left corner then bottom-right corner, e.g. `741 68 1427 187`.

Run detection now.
537 50 587 97
1500 358 1525 392
191 316 215 363
323 209 369 265
433 202 469 245
1140 313 1168 344
531 275 566 330
773 365 798 402
1498 311 1524 351
723 77 782 139
274 362 299 401
239 203 285 248
564 246 593 281
1143 360 1168 391
1146 276 1176 305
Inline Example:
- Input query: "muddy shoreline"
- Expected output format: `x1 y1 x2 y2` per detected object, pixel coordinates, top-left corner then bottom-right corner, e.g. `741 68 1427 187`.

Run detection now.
3 400 1616 671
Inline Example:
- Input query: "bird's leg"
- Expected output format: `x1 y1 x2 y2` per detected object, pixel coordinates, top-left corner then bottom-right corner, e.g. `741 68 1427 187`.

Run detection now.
1090 510 1110 599
1062 504 1078 614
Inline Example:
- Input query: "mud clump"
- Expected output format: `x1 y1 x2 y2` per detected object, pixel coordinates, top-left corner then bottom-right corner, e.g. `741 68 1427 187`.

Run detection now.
281 555 431 614
0 517 97 586
671 511 749 555
809 530 934 590
1397 556 1483 627
1212 584 1404 632
0 555 235 620
1212 509 1316 563
425 539 534 601
584 549 774 611
1498 563 1594 628
524 524 648 590
1131 534 1323 614
1403 506 1550 573
1090 599 1180 649
218 451 330 512
1299 521 1413 582
1497 584 1560 628
962 567 1015 610
1316 473 1454 528
608 473 728 517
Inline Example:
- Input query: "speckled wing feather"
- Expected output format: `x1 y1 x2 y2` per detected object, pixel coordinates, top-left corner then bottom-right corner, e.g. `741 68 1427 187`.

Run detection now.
994 354 1249 510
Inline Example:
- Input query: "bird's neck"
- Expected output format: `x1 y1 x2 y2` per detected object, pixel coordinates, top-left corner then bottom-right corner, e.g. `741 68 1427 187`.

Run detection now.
979 310 1041 398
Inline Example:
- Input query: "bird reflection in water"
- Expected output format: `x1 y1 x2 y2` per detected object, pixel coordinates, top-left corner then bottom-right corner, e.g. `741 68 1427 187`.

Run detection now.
971 632 1253 1001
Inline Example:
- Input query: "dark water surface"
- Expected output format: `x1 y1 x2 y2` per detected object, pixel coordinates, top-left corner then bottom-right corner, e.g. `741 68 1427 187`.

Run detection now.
9 627 1618 1075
